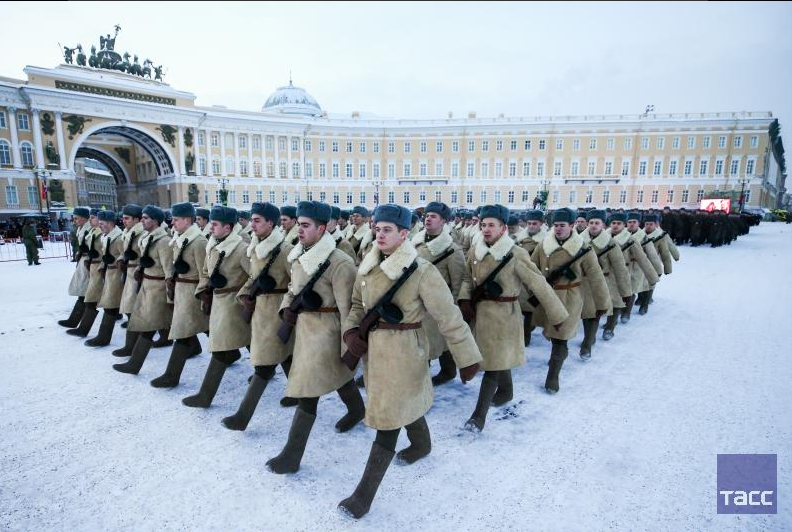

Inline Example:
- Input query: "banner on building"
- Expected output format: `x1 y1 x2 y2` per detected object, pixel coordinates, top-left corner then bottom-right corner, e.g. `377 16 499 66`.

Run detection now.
700 198 731 213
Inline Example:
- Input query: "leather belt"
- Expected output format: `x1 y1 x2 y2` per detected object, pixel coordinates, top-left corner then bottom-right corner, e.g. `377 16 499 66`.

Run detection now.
105 265 117 270
258 288 288 295
176 278 199 284
373 322 421 331
302 307 339 313
214 285 243 295
554 282 581 290
480 296 519 302
143 274 166 281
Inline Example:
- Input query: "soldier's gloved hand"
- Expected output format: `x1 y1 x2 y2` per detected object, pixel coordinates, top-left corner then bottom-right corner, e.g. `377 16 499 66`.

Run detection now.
622 296 632 305
240 295 256 314
595 309 607 319
118 260 128 275
459 362 480 384
281 307 298 326
458 299 475 323
343 327 368 359
165 277 176 292
553 322 563 332
197 289 212 306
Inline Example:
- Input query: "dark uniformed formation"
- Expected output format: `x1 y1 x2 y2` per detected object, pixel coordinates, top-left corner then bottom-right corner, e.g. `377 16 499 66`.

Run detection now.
60 197 763 519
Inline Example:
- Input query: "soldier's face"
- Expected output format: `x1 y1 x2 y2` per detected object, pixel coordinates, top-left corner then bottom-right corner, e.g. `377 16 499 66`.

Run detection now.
196 216 208 229
576 219 588 231
645 221 657 233
250 214 274 238
374 222 407 254
481 218 506 244
89 215 100 228
326 219 338 233
99 220 113 234
338 218 348 228
627 220 641 232
121 215 135 229
527 220 543 235
588 219 604 235
297 217 325 247
172 216 192 233
553 222 572 240
508 225 519 235
350 213 364 227
211 221 232 239
424 213 444 234
610 221 625 234
141 214 158 232
74 216 87 227
280 216 296 230
238 218 249 228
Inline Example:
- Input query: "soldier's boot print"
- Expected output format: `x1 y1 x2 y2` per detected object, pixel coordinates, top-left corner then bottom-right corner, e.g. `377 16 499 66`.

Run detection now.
66 302 99 338
85 309 119 347
621 295 636 324
545 339 568 394
151 328 173 348
431 351 457 386
221 367 275 431
150 338 196 388
182 350 240 408
112 331 155 375
338 441 396 519
58 297 85 328
603 310 618 341
396 416 431 465
278 355 298 407
266 407 316 474
465 370 500 432
335 379 365 433
579 318 599 359
112 329 139 357
492 369 513 406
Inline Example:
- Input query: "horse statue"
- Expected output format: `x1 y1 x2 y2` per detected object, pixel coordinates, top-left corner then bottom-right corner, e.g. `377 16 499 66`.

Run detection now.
141 59 153 79
76 45 86 67
63 45 75 64
154 65 164 81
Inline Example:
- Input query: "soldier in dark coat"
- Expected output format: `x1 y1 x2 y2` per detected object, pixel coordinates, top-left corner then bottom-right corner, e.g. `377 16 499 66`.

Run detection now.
22 219 40 265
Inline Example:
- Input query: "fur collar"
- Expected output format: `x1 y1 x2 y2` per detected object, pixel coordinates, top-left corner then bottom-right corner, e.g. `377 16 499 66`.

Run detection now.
139 226 168 251
408 221 423 240
645 228 665 241
515 226 546 244
629 228 647 244
412 226 454 257
343 224 355 240
351 223 370 241
359 239 418 280
609 228 631 246
287 231 336 276
474 231 515 262
542 230 584 256
76 224 91 245
581 227 611 249
207 231 243 255
282 223 299 244
331 227 344 241
201 224 212 237
248 227 285 259
101 226 123 252
122 222 144 246
86 226 102 246
454 222 464 231
170 223 203 248
359 227 375 252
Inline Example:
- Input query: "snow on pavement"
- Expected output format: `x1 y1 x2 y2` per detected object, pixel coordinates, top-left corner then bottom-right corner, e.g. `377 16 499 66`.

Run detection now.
1 223 790 531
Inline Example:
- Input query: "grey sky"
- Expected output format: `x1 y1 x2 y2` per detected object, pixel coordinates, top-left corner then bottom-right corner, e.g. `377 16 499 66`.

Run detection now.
4 1 791 130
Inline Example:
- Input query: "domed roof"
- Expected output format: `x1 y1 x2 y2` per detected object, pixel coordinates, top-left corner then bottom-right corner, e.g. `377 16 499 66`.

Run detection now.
262 80 322 116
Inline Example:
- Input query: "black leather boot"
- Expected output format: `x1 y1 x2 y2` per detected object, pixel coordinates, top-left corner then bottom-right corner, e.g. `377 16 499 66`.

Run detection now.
545 340 568 394
492 369 513 406
182 350 239 408
431 351 456 386
396 416 431 465
266 407 316 474
58 297 85 328
112 329 139 357
112 332 154 375
66 302 98 337
338 441 396 519
85 309 118 347
335 379 365 433
465 371 499 432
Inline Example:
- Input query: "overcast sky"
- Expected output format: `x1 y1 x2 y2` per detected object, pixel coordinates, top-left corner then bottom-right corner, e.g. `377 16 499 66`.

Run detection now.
4 2 791 131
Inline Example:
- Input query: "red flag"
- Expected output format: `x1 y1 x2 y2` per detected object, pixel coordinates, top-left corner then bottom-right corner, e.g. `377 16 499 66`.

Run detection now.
41 182 47 200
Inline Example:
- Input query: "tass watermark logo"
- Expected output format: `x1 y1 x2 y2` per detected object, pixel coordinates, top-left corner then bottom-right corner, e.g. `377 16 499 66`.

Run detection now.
717 454 777 514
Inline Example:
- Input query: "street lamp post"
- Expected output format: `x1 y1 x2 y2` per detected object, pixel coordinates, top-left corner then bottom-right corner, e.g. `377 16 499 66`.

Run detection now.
217 176 229 206
372 179 382 208
738 178 748 213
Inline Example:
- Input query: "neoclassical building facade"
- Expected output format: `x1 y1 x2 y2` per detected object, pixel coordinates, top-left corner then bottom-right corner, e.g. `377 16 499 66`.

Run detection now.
0 59 787 219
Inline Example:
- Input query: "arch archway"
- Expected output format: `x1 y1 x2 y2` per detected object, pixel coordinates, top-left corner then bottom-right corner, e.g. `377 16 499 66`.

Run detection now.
75 146 131 185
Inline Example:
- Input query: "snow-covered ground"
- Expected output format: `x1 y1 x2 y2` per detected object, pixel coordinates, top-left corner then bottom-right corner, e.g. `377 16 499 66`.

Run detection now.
1 223 790 531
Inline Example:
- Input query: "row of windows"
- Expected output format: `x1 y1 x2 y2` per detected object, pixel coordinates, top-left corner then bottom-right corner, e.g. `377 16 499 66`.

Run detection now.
0 111 30 131
0 140 34 166
3 185 40 207
194 131 761 154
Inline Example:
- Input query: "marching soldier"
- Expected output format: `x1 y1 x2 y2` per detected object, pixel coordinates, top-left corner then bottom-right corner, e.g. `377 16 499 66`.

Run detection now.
85 210 124 347
22 219 40 266
66 209 104 338
407 212 423 240
266 201 364 475
356 219 376 264
223 202 294 430
531 208 610 392
338 204 482 518
58 207 92 328
149 202 209 388
507 216 520 239
578 210 630 354
112 205 174 375
238 210 254 241
450 211 467 245
113 204 144 353
641 213 680 315
574 213 588 234
607 213 659 325
625 212 663 319
196 208 212 238
328 206 357 261
182 205 251 408
514 209 547 346
346 206 372 257
280 205 299 245
337 209 350 235
461 212 481 255
411 201 467 385
458 205 568 430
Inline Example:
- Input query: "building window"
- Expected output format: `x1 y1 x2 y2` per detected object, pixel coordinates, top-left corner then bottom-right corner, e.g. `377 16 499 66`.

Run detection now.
468 140 475 152
667 189 674 203
17 113 29 130
420 163 428 176
702 136 711 149
239 136 247 149
252 190 261 202
250 136 259 150
199 157 207 175
624 138 633 150
750 135 758 148
452 162 459 178
266 162 275 178
699 160 708 176
696 189 704 202
733 136 742 149
556 139 563 151
359 163 366 179
552 190 559 204
316 140 325 152
330 163 338 179
303 139 311 152
510 140 517 151
359 142 366 153
509 162 517 177
373 163 380 178
590 138 597 150
229 190 237 204
605 161 613 175
204 189 209 204
585 190 593 204
282 190 289 203
345 163 353 179
687 136 695 149
684 160 692 176
746 159 755 175
669 160 677 176
653 160 662 176
715 160 724 176
638 161 647 176
466 190 473 203
360 192 366 204
451 190 458 204
318 191 326 202
607 138 614 150
0 140 12 165
480 190 487 203
388 163 395 178
210 133 219 147
420 141 427 153
20 143 34 167
482 140 489 152
373 141 380 153
494 190 501 202
225 157 234 174
212 159 221 175
521 190 529 203
435 162 443 176
481 162 489 178
537 161 545 177
242 190 250 204
571 161 579 176
419 190 426 202
505 190 513 203
388 141 395 153
573 139 580 151
279 162 287 178
345 141 353 153
452 141 459 153
404 162 411 177
619 190 627 204
332 141 339 153
636 190 644 203
656 137 665 150
682 189 689 203
569 190 576 204
240 159 248 176
603 190 610 204
553 161 562 177
305 162 313 178
467 162 475 177
641 137 649 150
495 162 502 178
651 190 658 203
730 159 740 175
587 161 596 176
523 161 531 176
436 141 443 153
197 131 205 146
289 138 297 151
27 186 38 208
333 192 339 204
525 140 532 150
496 140 503 152
744 190 751 204
388 191 395 203
404 142 411 154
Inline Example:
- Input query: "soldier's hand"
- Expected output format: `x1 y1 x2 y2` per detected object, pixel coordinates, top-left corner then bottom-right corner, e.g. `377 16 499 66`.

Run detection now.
197 289 212 306
281 307 298 326
343 327 368 358
595 309 607 318
553 323 563 332
240 295 256 314
459 362 480 384
458 299 475 323
622 296 632 305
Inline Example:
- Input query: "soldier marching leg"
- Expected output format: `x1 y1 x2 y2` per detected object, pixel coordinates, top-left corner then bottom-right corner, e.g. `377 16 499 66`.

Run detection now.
335 379 366 433
85 308 119 347
603 310 619 341
465 370 501 432
267 397 318 474
150 336 201 388
152 328 173 348
522 311 533 346
396 416 431 464
579 317 599 359
113 329 139 357
431 351 457 386
545 339 568 394
66 301 99 337
621 295 636 324
338 428 399 519
278 355 298 407
112 330 155 374
182 349 241 408
492 369 513 406
638 289 654 315
221 364 276 430
58 297 85 328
